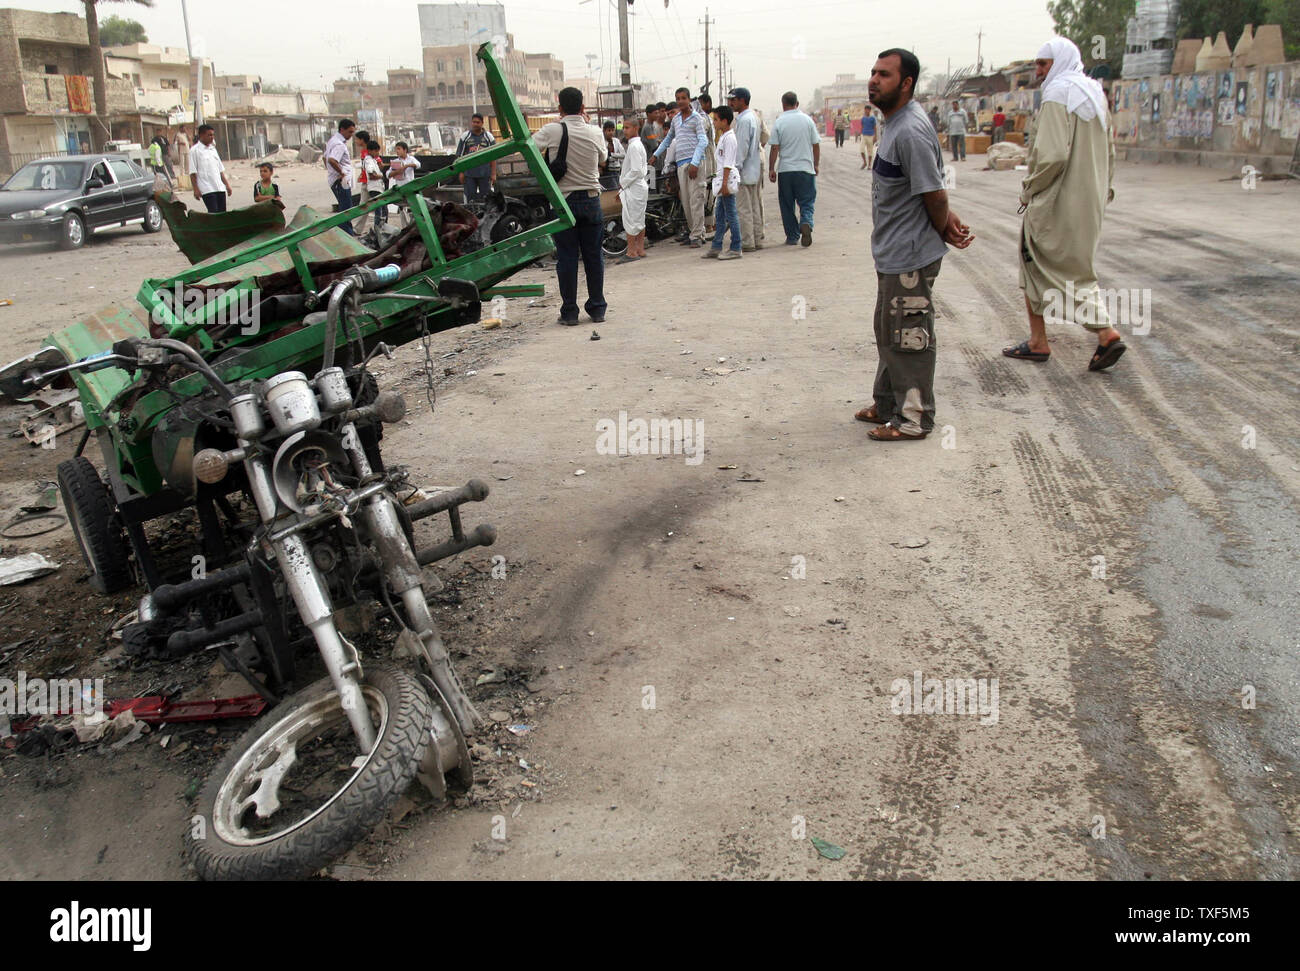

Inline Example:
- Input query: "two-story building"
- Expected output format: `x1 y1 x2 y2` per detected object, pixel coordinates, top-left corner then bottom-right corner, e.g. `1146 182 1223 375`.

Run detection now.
0 7 135 176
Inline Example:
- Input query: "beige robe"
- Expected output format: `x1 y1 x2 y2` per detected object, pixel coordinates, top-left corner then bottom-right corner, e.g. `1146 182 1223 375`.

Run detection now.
1019 101 1115 330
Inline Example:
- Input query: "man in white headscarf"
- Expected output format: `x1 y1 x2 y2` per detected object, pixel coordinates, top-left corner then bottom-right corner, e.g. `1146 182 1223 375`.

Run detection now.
1003 37 1126 372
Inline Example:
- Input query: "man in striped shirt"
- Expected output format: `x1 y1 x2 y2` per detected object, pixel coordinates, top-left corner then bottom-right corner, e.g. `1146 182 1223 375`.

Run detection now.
653 87 710 247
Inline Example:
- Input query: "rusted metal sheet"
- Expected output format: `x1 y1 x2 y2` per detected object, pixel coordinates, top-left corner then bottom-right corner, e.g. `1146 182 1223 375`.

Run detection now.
157 190 287 264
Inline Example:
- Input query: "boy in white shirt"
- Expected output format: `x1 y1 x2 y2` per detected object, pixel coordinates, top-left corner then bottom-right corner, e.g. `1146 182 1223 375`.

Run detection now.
388 141 419 227
702 105 742 260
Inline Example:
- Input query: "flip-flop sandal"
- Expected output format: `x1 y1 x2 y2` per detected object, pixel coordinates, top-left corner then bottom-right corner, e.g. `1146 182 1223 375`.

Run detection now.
854 405 886 424
868 424 928 442
1088 338 1127 372
1002 340 1050 362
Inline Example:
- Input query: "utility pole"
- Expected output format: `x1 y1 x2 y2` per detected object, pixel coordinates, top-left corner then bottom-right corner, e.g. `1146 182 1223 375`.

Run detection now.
464 19 477 116
699 8 714 95
977 27 984 74
181 0 203 126
718 45 724 94
617 0 633 114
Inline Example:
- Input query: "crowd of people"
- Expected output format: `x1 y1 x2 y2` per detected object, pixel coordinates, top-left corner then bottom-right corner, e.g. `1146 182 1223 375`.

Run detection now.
177 35 1122 444
536 38 1121 444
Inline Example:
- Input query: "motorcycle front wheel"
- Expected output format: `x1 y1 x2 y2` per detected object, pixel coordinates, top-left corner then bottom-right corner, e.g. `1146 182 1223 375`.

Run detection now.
602 217 628 257
187 664 432 880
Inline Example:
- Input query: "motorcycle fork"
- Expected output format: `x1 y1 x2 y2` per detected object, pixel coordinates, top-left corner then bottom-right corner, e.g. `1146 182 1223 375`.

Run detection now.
242 448 378 753
340 422 483 735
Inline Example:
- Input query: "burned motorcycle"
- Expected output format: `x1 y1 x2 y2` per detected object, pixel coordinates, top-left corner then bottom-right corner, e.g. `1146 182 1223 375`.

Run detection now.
1 43 574 880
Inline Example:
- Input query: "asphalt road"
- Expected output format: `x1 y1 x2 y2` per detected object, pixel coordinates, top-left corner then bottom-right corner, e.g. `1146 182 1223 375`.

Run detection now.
0 143 1294 880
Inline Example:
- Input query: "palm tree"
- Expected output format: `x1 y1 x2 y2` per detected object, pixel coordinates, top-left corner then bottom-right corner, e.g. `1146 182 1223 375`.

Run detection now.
84 0 154 149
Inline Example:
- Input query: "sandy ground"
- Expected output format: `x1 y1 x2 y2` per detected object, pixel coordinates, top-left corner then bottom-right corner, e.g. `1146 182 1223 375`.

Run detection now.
0 145 1296 880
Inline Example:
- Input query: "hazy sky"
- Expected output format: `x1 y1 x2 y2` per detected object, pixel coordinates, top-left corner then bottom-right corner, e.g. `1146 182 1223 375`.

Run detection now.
19 0 1057 114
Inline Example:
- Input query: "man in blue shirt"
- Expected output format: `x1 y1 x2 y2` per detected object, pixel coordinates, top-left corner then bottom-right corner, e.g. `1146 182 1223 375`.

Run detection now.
860 108 878 169
768 91 820 247
653 87 710 247
727 86 764 251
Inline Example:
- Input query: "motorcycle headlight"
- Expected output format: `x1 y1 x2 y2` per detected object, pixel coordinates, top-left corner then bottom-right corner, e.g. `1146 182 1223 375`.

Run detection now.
9 209 49 220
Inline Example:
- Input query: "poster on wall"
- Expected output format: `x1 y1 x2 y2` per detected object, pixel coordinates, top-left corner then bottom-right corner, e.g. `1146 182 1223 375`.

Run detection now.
1236 81 1249 117
1218 72 1234 100
1151 92 1162 123
1265 71 1281 128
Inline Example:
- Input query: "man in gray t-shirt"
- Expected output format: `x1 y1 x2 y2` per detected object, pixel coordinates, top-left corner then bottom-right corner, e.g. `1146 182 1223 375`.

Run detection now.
857 49 973 441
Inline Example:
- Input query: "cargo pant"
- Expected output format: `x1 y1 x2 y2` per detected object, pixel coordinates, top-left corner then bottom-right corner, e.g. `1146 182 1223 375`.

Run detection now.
872 258 943 437
737 181 762 249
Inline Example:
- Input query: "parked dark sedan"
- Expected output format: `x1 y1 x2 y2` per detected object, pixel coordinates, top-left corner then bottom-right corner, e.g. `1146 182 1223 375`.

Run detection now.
0 153 163 250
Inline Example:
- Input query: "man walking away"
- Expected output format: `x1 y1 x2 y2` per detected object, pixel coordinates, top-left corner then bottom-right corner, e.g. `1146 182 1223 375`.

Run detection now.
728 87 763 251
701 105 742 260
992 105 1007 144
834 110 849 147
189 124 232 213
653 87 710 248
860 108 878 169
534 87 608 325
768 92 819 247
947 101 968 161
324 118 357 236
857 48 973 441
457 114 497 203
172 127 189 190
1003 37 1124 372
147 135 172 187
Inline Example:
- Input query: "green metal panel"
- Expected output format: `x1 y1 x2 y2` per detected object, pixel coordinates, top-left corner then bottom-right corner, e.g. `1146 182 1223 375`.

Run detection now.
43 42 570 501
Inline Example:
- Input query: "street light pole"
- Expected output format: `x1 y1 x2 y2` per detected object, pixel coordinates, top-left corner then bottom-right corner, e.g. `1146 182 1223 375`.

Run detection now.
465 18 477 117
181 0 203 125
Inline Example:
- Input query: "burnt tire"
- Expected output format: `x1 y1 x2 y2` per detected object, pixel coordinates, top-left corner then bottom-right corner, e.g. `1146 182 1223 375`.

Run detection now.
188 664 433 881
57 456 132 594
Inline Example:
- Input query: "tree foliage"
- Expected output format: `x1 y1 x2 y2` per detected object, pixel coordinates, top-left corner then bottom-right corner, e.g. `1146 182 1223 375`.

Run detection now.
98 14 147 46
1047 0 1135 74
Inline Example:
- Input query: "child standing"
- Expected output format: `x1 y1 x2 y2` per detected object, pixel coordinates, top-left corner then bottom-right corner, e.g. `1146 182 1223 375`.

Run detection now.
253 162 281 205
702 105 742 260
388 142 419 227
616 118 649 262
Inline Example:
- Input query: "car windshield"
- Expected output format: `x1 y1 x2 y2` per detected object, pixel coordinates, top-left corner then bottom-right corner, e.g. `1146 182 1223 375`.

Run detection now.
2 161 85 192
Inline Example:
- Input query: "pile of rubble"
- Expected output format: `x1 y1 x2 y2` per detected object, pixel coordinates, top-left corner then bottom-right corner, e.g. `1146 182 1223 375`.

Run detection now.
986 141 1029 171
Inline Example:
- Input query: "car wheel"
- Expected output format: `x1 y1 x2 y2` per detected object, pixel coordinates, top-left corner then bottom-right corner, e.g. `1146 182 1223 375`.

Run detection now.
58 211 85 251
142 200 162 233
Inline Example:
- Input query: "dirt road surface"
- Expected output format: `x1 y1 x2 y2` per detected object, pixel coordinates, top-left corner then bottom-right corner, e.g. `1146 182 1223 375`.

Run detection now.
0 146 1295 880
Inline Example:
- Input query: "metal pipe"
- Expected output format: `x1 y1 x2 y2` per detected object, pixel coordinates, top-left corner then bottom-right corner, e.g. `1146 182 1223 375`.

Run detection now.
151 562 252 614
166 610 263 655
404 479 490 522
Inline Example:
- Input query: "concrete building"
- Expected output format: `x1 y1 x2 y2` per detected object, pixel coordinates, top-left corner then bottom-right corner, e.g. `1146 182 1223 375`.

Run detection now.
418 2 506 49
104 42 215 124
525 52 564 108
422 32 532 127
0 7 135 175
564 76 598 109
385 67 425 121
819 73 872 120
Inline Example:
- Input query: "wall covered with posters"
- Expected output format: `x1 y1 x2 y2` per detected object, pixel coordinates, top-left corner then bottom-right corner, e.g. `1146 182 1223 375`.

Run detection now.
1112 62 1300 162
